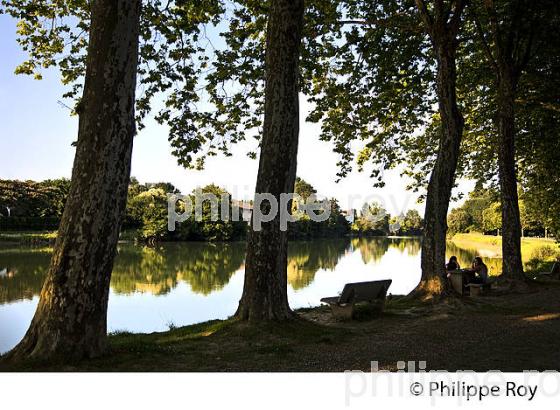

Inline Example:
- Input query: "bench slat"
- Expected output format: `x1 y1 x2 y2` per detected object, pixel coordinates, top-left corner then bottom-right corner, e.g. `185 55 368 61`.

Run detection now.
320 279 392 320
322 280 392 306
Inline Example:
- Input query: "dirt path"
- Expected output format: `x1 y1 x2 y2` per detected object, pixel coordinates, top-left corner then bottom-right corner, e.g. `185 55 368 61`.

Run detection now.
296 283 560 372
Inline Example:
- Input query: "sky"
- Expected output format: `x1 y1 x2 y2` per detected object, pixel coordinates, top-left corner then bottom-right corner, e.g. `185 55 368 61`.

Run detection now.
0 15 473 216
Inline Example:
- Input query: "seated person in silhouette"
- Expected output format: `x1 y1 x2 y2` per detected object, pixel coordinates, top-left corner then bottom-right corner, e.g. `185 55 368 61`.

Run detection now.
444 255 460 280
466 256 489 284
445 256 460 273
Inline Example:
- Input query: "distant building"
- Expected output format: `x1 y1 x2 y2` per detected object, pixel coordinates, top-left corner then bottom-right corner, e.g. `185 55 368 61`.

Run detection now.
233 200 253 223
341 209 355 224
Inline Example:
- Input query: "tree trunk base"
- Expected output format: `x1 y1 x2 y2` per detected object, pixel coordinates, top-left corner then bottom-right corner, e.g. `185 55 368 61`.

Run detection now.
1 324 106 365
410 276 452 302
235 304 296 322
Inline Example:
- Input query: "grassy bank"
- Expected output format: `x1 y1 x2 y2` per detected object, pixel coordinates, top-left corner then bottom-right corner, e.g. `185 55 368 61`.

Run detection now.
0 229 141 246
451 233 559 261
0 231 57 246
3 284 560 372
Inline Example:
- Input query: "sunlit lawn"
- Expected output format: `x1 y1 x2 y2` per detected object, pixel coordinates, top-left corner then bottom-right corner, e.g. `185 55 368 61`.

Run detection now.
451 233 558 262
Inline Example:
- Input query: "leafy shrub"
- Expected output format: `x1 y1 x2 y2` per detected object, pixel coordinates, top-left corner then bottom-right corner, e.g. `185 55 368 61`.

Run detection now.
527 245 560 271
531 245 560 261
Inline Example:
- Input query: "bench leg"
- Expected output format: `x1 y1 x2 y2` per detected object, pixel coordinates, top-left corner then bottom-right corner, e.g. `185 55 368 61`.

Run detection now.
330 304 354 320
469 286 482 297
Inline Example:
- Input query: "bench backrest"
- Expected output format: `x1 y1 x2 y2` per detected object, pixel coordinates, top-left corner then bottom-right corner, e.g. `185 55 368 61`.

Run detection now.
338 280 392 304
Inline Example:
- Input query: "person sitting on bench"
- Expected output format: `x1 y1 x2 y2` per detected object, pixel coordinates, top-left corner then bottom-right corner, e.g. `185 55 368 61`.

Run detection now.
466 256 488 284
445 256 460 274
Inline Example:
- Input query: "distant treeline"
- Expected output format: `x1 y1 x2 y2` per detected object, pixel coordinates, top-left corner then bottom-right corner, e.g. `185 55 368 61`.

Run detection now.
448 184 555 238
0 179 69 230
0 178 422 241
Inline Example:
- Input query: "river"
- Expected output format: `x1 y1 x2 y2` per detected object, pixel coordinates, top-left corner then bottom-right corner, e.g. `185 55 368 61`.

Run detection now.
0 237 501 353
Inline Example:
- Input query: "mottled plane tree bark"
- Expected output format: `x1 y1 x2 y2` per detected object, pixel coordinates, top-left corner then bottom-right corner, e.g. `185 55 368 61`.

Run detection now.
470 0 558 280
414 0 467 298
236 0 305 320
3 0 141 362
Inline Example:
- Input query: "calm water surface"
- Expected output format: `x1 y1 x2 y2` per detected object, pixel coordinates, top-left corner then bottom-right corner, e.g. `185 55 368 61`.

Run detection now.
0 237 499 353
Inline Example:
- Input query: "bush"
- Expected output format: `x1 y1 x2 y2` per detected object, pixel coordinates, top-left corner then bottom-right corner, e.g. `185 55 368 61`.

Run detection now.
530 245 560 261
526 245 560 271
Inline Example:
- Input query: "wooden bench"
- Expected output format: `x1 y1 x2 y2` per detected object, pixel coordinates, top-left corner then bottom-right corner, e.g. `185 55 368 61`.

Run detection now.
466 282 492 297
448 271 468 295
449 270 494 296
320 280 392 320
538 262 559 279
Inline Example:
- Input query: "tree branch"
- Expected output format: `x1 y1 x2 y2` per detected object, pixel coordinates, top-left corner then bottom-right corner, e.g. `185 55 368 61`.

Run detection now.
449 0 467 38
484 0 503 64
415 0 434 35
468 3 499 72
517 25 535 75
333 15 421 33
516 99 560 114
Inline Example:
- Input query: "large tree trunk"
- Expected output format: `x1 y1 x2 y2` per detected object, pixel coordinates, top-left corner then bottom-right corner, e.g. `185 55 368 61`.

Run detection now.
236 0 304 321
413 0 466 299
418 41 464 298
496 68 524 279
3 0 141 362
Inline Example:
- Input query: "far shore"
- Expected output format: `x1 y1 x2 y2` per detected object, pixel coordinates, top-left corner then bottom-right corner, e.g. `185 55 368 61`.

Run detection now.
450 232 558 260
0 230 424 246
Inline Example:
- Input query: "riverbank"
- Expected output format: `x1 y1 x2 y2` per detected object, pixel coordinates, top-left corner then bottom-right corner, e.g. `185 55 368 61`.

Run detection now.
450 233 558 260
0 231 56 246
0 230 143 246
0 230 405 246
2 281 560 372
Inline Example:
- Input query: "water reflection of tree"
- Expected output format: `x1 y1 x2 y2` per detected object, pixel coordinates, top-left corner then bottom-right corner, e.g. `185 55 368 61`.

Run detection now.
387 237 422 255
287 239 350 290
0 248 50 303
352 237 390 264
111 242 246 296
174 242 245 295
111 246 178 296
0 243 247 302
2 238 370 302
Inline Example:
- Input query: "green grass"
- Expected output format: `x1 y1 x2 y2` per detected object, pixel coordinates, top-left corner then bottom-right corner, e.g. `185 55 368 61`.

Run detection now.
0 229 140 245
102 317 350 371
0 317 351 371
0 231 57 245
118 229 139 242
451 233 559 262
